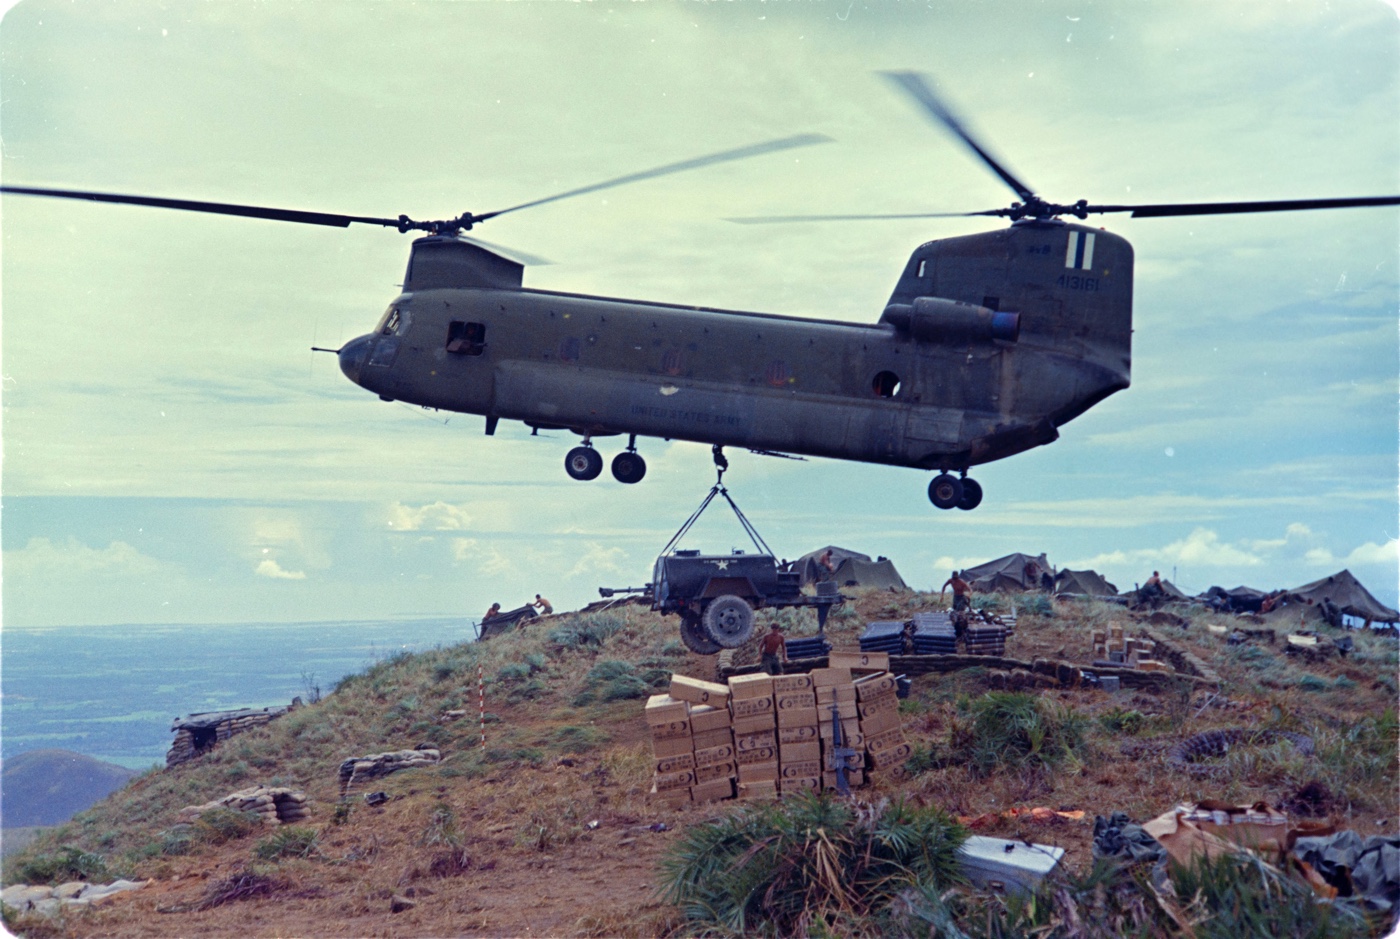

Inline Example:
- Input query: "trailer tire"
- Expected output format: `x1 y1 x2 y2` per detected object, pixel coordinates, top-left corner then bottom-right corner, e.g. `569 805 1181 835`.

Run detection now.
679 613 723 655
703 595 755 648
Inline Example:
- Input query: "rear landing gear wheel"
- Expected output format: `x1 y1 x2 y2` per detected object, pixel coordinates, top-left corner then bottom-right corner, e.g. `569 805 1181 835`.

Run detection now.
957 477 983 511
702 595 755 648
928 473 964 510
564 446 603 481
611 451 647 484
679 613 723 655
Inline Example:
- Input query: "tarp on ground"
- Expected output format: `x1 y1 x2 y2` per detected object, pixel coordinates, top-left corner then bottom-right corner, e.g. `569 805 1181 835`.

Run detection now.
1285 569 1399 624
1054 569 1119 598
959 553 1052 593
791 545 907 590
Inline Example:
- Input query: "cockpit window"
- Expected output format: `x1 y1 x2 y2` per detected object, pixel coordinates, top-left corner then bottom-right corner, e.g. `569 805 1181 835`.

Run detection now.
379 307 412 336
446 321 486 355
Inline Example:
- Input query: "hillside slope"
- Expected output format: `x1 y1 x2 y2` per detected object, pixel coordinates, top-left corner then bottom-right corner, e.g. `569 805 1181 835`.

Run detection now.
2 592 1396 937
2 750 137 829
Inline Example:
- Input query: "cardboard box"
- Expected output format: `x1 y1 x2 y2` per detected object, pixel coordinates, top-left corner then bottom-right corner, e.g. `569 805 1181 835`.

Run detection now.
691 778 735 803
732 713 777 736
853 672 897 700
815 685 856 704
809 667 853 688
820 726 864 750
867 742 913 768
654 752 695 774
779 740 821 763
694 761 736 783
858 694 899 719
828 651 890 672
689 704 733 734
737 761 779 783
816 700 858 721
865 727 908 754
779 759 822 779
824 747 864 770
823 769 865 789
778 724 820 745
772 673 813 693
857 707 901 736
650 719 692 741
730 696 775 718
735 745 778 765
645 694 690 725
735 730 777 751
692 728 734 751
694 742 736 766
775 690 816 711
654 768 696 791
737 780 778 800
727 673 774 699
777 706 818 728
669 675 731 708
651 735 695 759
779 777 820 794
650 783 692 807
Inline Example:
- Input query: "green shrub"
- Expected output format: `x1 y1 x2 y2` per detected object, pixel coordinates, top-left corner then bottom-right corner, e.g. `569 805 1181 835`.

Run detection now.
551 725 609 752
193 807 264 845
1298 674 1330 692
253 826 319 861
10 847 112 885
547 613 624 650
1097 707 1148 735
1167 849 1368 938
951 691 1088 776
660 793 965 936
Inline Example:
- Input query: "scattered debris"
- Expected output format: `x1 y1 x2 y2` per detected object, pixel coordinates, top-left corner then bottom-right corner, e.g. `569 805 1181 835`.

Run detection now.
958 807 1086 829
957 835 1065 896
1 879 150 916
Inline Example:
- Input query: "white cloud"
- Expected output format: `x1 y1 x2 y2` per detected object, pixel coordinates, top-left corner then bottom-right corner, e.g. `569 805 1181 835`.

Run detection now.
255 559 306 580
1073 527 1264 572
387 501 474 531
1308 538 1400 568
566 542 629 579
2 537 165 577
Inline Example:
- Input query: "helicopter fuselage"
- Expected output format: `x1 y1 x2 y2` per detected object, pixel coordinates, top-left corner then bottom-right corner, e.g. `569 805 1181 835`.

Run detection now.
337 220 1133 484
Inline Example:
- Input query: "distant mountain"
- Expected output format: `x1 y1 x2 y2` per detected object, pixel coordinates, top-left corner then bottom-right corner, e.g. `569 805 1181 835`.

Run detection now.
1 749 137 828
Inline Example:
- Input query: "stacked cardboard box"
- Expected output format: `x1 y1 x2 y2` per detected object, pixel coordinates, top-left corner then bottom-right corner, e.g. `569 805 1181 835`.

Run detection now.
646 694 695 807
812 666 864 790
854 671 911 780
1091 628 1157 667
731 672 779 800
668 676 735 802
776 671 823 795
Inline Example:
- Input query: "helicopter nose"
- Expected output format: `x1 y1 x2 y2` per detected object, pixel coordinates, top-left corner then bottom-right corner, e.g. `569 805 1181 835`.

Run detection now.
338 334 372 384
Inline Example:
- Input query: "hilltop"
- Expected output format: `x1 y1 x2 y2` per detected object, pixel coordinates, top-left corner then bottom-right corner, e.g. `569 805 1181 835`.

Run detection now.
2 751 138 857
2 590 1396 937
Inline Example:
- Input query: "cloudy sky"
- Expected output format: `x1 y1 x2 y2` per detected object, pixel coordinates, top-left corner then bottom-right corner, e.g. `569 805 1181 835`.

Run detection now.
2 0 1396 628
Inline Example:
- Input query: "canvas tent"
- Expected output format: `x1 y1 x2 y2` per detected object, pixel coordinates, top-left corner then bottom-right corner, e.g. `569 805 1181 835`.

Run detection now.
1054 569 1119 599
1285 570 1399 625
790 545 908 590
959 553 1053 593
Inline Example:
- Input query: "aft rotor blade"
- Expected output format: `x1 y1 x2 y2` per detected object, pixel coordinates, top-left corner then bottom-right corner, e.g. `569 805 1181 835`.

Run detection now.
727 209 1001 224
1085 195 1400 219
0 185 404 229
478 133 833 221
880 71 1037 204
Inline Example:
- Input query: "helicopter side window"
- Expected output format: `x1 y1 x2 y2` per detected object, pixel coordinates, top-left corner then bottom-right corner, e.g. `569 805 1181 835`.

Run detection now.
872 371 901 398
446 320 486 355
380 307 411 336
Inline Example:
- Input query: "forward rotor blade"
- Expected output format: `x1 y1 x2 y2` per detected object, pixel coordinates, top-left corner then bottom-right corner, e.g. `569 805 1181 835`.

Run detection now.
478 133 832 221
0 185 404 229
1085 195 1400 219
880 71 1037 204
727 209 1000 224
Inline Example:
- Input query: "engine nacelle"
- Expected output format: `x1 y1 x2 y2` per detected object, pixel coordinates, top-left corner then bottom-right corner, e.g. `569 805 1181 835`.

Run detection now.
882 297 1020 344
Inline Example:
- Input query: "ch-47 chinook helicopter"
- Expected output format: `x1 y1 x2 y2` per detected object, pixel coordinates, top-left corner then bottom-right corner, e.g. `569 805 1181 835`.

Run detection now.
5 71 1397 510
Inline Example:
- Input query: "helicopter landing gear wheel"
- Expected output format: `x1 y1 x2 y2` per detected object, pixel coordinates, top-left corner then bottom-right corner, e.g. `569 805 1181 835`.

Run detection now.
928 473 964 510
956 477 983 511
678 612 723 655
611 451 647 484
564 446 603 481
702 595 755 648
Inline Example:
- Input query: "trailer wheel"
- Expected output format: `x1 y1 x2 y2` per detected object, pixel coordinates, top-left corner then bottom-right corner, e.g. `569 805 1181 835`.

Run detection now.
703 595 755 648
679 612 723 655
